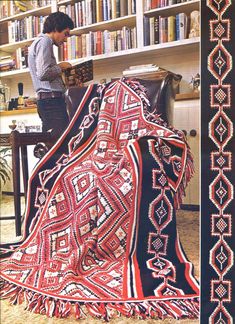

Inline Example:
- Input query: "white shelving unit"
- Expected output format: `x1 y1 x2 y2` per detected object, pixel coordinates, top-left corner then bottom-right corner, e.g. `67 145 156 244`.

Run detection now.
0 0 200 80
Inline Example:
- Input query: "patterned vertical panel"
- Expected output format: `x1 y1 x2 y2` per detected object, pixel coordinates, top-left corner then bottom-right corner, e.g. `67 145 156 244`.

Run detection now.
201 0 235 323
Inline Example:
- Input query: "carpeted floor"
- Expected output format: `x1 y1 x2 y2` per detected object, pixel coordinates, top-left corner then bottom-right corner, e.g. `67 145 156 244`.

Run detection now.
0 195 199 324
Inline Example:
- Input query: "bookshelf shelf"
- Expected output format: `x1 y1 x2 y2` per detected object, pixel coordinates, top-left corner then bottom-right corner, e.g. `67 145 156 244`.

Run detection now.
0 37 199 79
0 92 199 118
0 108 37 116
71 15 136 35
0 5 52 23
0 92 200 117
0 38 36 53
144 0 200 16
142 36 199 53
175 92 200 101
0 68 30 78
57 0 73 5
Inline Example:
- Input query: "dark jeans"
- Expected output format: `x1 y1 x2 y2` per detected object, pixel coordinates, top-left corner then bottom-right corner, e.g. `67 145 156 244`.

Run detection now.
37 97 69 138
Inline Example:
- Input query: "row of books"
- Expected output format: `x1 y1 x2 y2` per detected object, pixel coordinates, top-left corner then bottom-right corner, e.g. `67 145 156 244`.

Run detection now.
0 45 29 72
59 27 136 61
144 11 196 45
0 0 51 20
144 0 193 11
59 0 136 28
7 16 47 43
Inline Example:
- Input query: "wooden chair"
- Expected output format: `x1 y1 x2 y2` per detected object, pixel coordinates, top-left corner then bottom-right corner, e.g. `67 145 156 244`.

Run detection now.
66 72 182 125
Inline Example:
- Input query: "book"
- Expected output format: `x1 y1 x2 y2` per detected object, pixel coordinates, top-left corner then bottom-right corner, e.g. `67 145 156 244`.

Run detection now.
123 64 160 76
63 60 93 88
143 16 150 46
154 16 159 44
168 16 176 42
176 12 188 40
149 17 155 45
120 0 128 17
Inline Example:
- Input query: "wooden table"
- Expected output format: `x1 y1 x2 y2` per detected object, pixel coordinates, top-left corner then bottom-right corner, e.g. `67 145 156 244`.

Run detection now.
0 131 54 236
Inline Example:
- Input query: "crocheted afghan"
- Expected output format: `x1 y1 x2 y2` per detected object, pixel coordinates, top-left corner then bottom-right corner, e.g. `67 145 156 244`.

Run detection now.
0 79 199 321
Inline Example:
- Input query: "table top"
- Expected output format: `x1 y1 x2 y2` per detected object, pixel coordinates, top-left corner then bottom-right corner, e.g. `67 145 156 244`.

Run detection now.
0 131 55 146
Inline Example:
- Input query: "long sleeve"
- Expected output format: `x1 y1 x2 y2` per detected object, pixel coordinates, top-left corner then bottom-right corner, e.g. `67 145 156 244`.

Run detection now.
35 37 62 82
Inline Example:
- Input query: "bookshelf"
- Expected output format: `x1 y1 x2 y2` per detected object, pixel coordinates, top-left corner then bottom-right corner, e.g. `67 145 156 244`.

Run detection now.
144 0 199 16
0 4 52 23
0 0 200 80
0 91 199 117
0 0 200 205
70 15 136 34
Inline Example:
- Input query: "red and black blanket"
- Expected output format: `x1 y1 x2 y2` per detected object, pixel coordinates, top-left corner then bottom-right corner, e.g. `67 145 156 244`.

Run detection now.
0 78 199 320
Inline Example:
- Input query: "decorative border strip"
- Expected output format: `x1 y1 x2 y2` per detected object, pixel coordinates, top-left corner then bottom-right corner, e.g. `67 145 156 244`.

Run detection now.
201 1 235 322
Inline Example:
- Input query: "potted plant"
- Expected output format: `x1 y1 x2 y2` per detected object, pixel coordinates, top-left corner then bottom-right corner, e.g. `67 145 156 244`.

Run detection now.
0 147 12 201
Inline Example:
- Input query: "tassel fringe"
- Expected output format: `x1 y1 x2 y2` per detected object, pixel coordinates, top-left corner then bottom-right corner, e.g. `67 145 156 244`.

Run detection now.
0 279 199 321
174 142 195 209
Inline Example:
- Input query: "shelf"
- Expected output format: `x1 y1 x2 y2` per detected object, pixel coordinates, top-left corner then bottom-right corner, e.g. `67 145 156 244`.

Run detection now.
0 37 199 78
0 5 52 23
144 0 200 16
71 15 136 35
0 38 36 53
175 92 200 101
67 38 199 63
0 68 30 78
0 108 37 116
0 93 200 117
57 0 75 4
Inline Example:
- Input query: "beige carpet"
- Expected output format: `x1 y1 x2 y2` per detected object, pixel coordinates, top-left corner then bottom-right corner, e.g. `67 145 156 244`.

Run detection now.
0 195 199 324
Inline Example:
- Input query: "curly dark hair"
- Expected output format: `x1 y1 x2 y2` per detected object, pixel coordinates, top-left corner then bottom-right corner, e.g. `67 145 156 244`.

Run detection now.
43 12 74 33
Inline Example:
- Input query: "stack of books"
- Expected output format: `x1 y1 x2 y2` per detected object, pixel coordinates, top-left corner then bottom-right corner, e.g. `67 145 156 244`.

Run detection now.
122 65 174 81
0 56 15 72
123 64 161 77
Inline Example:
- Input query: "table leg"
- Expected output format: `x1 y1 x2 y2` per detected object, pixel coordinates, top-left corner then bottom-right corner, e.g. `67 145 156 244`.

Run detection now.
21 145 29 199
11 133 21 236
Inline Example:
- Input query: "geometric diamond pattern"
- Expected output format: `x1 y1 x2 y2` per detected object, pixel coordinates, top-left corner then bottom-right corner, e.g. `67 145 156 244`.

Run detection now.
208 44 232 81
207 1 231 18
215 284 227 298
210 305 233 324
209 173 233 210
209 111 233 149
204 1 234 323
216 218 227 232
148 195 173 232
211 151 231 171
210 20 230 41
211 280 231 302
211 214 232 237
152 169 168 189
0 75 201 320
210 84 231 107
148 233 168 256
210 239 233 276
34 188 49 208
